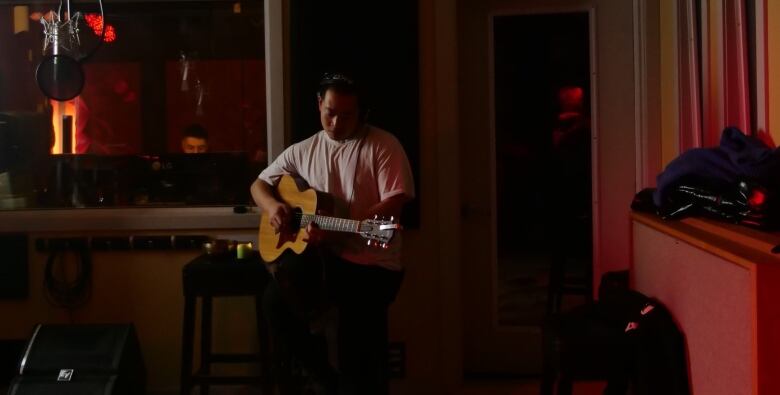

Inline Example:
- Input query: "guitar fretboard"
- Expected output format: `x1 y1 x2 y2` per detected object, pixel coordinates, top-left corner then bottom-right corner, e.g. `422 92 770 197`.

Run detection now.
296 214 360 233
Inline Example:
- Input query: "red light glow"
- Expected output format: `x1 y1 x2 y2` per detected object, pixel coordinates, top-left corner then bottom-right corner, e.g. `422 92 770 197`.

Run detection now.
103 25 116 42
85 13 103 33
748 189 767 208
84 13 116 43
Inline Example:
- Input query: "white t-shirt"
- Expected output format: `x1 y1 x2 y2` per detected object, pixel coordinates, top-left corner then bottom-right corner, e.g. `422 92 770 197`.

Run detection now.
258 125 415 271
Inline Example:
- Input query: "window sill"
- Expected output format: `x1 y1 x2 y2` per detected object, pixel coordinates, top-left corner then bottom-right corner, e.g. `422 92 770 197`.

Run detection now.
0 207 261 233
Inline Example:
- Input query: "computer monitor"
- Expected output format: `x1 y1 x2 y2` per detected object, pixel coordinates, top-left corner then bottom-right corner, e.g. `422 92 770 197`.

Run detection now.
0 112 51 207
0 112 51 173
131 152 252 205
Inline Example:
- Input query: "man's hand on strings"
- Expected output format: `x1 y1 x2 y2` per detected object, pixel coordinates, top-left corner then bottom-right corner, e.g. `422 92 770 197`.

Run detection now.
304 209 330 244
268 201 291 234
304 222 324 245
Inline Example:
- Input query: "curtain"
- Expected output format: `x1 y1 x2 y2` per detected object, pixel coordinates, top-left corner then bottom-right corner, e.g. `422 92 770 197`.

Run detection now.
678 0 703 150
722 0 752 136
678 0 752 150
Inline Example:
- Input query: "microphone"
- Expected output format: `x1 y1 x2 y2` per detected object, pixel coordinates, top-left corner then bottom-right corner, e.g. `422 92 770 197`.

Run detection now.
195 80 205 116
179 51 190 92
41 10 82 58
34 0 106 102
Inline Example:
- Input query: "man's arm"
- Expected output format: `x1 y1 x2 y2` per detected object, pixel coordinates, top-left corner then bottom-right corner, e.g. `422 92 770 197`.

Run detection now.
250 178 278 211
371 131 415 223
366 193 412 222
250 178 289 232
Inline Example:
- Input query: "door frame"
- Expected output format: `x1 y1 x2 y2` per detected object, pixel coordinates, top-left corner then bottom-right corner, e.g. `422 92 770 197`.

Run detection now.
460 4 599 374
486 5 598 333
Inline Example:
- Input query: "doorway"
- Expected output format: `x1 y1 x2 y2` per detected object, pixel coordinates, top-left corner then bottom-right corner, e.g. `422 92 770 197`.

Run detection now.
462 9 594 375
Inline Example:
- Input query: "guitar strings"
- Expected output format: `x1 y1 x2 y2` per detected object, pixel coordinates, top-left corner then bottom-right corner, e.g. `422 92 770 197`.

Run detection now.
296 212 358 232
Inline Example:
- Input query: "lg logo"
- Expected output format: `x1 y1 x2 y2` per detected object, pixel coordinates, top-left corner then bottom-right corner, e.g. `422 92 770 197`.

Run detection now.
57 369 74 382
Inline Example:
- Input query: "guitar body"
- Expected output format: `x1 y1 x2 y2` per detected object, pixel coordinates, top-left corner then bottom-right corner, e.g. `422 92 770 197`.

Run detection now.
258 175 319 262
259 175 401 263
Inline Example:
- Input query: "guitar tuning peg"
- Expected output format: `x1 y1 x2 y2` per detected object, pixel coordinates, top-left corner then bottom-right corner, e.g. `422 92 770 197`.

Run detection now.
381 242 389 249
367 239 372 246
390 216 394 222
373 214 378 220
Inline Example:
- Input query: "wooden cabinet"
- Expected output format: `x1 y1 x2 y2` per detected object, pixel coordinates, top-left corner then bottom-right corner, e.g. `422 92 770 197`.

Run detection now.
632 212 780 395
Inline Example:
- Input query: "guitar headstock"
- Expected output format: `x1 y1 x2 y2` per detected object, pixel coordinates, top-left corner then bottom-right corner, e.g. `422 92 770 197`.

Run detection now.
358 215 402 249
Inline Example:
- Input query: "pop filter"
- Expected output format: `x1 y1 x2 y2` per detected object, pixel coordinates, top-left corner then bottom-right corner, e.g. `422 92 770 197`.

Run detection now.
35 54 85 101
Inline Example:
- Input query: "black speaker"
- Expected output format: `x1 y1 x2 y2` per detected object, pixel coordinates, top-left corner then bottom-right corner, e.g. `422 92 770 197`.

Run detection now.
0 234 28 299
8 324 145 395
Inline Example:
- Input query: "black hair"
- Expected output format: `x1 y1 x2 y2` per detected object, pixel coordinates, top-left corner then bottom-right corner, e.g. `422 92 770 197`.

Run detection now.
182 123 208 140
317 72 369 121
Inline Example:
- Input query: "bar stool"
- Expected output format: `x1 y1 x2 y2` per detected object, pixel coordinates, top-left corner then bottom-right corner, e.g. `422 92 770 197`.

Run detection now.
180 251 272 395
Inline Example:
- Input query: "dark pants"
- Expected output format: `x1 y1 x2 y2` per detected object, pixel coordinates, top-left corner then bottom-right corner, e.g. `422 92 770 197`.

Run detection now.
262 248 403 395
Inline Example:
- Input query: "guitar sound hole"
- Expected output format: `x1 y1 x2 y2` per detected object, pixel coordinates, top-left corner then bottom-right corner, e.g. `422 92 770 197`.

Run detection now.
290 207 304 229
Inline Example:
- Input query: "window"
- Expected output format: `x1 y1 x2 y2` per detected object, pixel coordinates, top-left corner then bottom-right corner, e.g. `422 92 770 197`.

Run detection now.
0 1 267 210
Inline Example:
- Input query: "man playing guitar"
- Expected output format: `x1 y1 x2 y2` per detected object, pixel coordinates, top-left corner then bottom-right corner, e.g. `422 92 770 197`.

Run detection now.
250 72 414 395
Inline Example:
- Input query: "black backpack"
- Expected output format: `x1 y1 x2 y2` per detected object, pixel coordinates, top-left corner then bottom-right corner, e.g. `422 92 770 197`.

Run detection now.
599 290 690 395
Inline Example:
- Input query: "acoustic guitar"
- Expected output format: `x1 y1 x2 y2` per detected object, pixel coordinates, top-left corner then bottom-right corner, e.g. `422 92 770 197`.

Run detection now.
258 174 401 263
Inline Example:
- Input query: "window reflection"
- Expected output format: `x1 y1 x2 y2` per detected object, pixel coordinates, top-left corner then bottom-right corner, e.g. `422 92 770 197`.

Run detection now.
77 63 142 154
0 1 267 210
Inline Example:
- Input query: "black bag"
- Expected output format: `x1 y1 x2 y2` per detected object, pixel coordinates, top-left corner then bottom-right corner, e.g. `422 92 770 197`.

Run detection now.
631 180 777 230
8 324 145 395
623 300 690 395
550 283 690 395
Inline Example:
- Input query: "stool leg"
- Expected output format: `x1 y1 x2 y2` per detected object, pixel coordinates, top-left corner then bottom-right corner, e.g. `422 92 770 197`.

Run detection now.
540 329 557 395
255 295 273 394
181 294 196 395
556 374 573 395
200 296 213 395
547 254 565 316
540 373 556 395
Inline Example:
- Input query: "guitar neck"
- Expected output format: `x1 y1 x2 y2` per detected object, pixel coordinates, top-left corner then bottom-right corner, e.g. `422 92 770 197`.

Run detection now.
298 214 360 233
